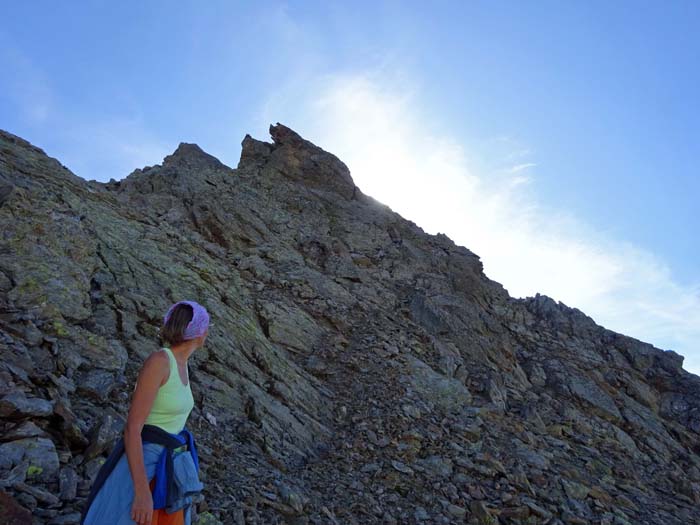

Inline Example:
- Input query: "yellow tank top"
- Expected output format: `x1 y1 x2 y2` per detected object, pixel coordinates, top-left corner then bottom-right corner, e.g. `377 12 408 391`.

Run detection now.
144 347 195 434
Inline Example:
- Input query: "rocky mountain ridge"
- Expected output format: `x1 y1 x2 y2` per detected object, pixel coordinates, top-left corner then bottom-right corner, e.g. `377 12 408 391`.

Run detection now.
0 123 699 525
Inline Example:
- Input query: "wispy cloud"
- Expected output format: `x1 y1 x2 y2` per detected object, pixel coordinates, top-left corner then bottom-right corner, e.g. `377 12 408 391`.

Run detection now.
506 162 537 174
260 70 700 375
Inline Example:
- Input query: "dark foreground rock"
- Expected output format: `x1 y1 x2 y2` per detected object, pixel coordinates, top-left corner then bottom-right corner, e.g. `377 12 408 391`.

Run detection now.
0 124 699 524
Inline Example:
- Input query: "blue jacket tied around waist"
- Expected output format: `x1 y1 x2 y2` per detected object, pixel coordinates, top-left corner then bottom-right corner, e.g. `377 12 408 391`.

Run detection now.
81 424 203 525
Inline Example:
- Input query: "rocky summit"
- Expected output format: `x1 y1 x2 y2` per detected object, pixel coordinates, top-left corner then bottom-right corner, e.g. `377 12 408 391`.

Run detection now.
0 123 699 525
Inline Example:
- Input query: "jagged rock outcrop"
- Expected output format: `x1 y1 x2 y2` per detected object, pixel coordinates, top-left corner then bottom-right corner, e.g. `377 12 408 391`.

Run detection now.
1 123 699 525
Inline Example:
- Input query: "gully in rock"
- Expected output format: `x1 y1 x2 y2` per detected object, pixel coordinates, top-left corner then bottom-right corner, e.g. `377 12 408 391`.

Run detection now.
81 300 208 525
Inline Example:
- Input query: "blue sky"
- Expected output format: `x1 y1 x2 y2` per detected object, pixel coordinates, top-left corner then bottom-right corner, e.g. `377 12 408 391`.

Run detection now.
2 1 699 374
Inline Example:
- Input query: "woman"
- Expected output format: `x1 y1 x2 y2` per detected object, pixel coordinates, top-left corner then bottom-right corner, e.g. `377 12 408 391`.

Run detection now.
81 300 209 525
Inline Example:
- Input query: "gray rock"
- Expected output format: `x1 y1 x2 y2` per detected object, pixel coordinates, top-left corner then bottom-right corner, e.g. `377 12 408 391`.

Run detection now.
83 411 123 460
83 457 107 484
277 482 305 514
566 374 622 422
76 369 119 401
446 503 466 518
416 455 453 479
0 460 28 487
560 478 590 500
59 467 78 501
390 460 414 475
405 356 472 413
257 301 321 354
1 421 46 441
13 481 60 507
0 391 54 418
0 437 59 483
514 444 550 470
414 506 429 521
49 512 82 525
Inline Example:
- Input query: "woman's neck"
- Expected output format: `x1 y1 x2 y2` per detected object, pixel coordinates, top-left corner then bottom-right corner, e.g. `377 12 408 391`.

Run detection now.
168 341 198 362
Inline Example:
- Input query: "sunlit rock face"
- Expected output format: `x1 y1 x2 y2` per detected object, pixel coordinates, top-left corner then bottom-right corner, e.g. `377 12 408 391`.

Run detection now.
1 123 699 525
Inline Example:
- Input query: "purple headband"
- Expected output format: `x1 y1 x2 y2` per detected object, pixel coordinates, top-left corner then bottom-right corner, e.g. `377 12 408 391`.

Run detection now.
163 300 210 340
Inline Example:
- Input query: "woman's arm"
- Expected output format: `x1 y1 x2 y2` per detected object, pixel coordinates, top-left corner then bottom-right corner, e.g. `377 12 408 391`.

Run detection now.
123 351 169 525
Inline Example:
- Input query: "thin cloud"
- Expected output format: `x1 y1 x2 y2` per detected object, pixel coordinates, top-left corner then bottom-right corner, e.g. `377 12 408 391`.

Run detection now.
260 71 700 375
506 162 537 174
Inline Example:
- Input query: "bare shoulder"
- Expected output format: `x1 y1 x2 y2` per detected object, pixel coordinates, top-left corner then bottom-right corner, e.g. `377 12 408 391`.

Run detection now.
139 349 170 383
144 348 170 366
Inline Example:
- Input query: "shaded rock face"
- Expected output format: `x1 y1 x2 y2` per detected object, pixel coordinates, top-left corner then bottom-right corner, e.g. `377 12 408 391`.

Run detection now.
0 122 699 525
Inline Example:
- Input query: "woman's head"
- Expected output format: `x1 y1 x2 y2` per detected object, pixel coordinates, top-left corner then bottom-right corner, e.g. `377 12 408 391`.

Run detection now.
160 300 210 347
